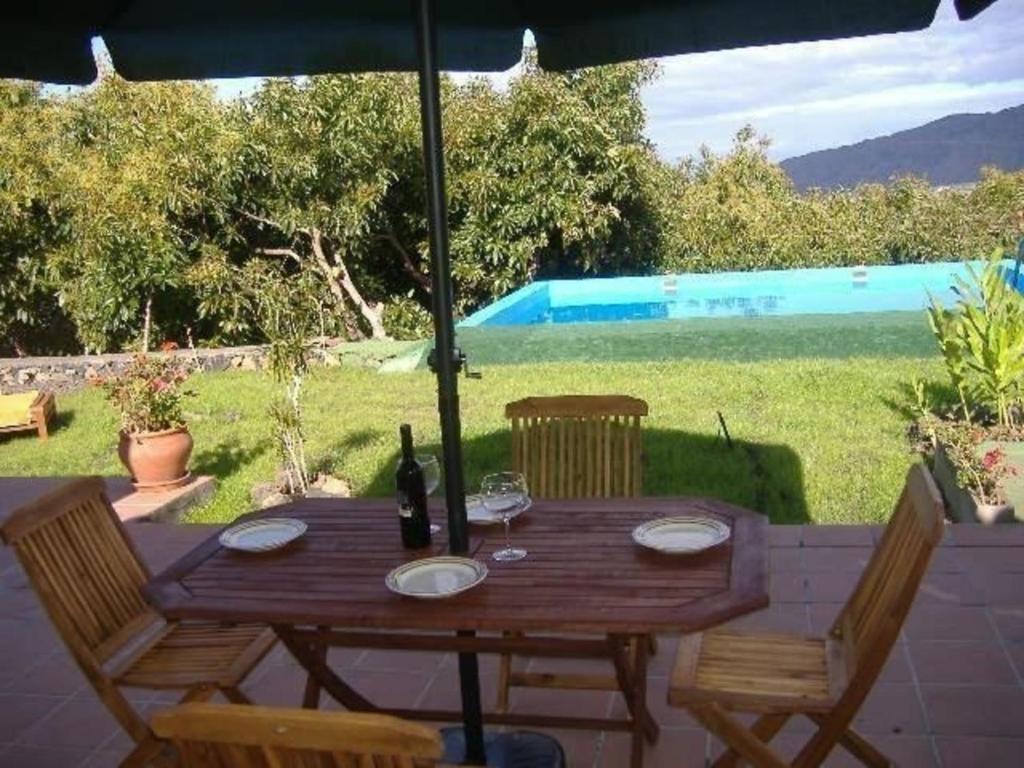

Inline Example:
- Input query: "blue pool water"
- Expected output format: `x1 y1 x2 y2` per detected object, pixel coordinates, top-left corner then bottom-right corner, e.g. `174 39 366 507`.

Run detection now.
461 261 1020 327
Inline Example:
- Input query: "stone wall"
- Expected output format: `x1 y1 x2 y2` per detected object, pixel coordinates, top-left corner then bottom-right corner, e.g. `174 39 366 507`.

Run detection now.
0 341 411 393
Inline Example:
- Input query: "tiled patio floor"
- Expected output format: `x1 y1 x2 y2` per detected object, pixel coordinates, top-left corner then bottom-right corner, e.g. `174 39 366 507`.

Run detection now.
2 521 1024 767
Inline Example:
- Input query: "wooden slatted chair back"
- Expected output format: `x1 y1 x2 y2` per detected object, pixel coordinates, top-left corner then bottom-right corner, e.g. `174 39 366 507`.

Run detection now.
0 476 156 668
833 464 945 685
152 703 444 768
505 395 648 498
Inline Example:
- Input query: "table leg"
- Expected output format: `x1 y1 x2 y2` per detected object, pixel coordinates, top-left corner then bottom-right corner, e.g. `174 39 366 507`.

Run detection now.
608 634 658 768
302 629 327 709
275 625 376 712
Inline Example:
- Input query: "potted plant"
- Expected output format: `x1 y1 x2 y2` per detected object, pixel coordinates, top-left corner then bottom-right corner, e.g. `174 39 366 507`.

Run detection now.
102 354 195 492
930 420 1017 523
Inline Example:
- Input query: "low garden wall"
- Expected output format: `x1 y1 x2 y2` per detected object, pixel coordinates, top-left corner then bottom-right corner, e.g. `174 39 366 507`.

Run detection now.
0 341 410 393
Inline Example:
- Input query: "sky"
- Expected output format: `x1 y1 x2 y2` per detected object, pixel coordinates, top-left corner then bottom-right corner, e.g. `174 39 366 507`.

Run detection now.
204 0 1024 163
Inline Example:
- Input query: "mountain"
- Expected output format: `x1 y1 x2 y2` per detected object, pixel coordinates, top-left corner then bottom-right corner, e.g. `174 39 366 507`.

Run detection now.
780 104 1024 190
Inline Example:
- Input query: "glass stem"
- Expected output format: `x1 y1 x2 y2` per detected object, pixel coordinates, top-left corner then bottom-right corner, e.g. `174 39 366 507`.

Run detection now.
503 517 512 552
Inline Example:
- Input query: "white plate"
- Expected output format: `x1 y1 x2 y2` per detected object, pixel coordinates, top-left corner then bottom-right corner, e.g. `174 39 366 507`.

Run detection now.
631 516 730 555
466 494 532 525
219 518 307 553
385 556 488 599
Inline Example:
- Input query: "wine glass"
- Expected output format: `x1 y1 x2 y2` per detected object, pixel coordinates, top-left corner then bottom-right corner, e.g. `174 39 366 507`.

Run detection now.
481 472 529 562
418 454 442 534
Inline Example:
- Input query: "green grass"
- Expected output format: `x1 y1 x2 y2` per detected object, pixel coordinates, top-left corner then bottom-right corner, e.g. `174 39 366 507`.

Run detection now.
442 312 936 366
0 355 940 526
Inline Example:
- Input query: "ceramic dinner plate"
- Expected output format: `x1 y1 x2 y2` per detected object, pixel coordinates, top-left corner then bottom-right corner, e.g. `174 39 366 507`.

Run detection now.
219 518 307 553
385 556 488 599
466 493 532 525
631 516 730 555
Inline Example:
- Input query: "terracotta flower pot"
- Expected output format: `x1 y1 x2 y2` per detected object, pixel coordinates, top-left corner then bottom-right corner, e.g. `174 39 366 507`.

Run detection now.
118 427 193 493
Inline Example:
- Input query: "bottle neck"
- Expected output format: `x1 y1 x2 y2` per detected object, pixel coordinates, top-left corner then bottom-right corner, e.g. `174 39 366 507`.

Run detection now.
400 424 414 462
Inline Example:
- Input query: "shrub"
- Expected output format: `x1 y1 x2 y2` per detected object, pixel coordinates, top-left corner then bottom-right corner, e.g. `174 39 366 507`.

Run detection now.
100 354 194 433
927 251 1024 427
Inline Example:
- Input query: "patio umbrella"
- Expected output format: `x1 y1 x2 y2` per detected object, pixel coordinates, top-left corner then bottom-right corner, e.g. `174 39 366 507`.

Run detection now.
1 0 999 763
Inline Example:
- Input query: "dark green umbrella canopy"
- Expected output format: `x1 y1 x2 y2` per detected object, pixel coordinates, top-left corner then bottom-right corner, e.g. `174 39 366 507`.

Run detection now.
3 0 999 85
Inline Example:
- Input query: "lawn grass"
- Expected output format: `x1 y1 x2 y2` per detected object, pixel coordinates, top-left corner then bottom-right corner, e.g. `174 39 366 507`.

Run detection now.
0 355 940 525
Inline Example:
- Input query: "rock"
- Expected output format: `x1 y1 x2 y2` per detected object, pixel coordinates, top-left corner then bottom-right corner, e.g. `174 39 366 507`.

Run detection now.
240 355 260 371
322 353 342 368
16 368 37 384
251 482 291 510
314 474 352 497
230 356 244 368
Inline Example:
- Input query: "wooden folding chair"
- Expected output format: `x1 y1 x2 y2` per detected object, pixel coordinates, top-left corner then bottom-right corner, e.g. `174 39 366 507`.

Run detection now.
151 702 443 767
507 395 648 498
0 477 277 768
668 463 945 768
498 395 650 712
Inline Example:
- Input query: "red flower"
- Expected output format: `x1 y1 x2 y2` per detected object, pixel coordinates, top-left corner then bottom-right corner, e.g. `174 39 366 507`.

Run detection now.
982 449 1005 471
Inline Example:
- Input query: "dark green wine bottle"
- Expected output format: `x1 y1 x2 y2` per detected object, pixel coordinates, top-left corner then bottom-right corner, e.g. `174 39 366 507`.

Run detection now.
396 424 431 549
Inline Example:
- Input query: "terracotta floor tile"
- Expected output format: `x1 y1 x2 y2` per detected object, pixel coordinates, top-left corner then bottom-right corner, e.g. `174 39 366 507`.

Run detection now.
4 653 87 698
807 603 843 635
910 642 1018 685
0 693 62 743
16 697 122 749
905 604 998 644
0 743 95 768
802 547 872 573
726 733 939 767
415 667 499 714
356 650 446 675
78 748 127 768
967 572 1024 606
769 547 802 573
609 675 701 731
243 663 309 708
721 603 810 634
767 525 803 547
599 728 706 768
936 736 1024 768
926 547 965 574
950 525 1024 547
990 604 1024 643
801 526 874 547
509 685 615 722
923 686 1024 737
537 728 600 768
956 547 1024 573
806 571 859 603
853 684 927 736
323 669 433 711
770 572 807 603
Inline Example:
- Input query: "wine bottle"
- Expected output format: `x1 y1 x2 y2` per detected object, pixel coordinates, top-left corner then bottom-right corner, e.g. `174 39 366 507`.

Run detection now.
396 424 432 549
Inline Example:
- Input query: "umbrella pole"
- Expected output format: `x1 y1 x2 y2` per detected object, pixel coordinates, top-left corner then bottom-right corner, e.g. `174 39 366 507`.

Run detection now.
413 0 486 764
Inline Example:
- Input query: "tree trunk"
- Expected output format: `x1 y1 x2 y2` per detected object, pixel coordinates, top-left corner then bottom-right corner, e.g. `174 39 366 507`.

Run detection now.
309 228 388 340
142 294 153 353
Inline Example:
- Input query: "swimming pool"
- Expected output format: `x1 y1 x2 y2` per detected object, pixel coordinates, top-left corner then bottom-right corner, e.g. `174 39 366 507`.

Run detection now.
460 260 1019 327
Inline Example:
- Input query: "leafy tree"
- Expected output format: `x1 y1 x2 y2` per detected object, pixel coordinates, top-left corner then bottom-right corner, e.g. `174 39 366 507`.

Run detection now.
0 82 70 355
47 71 236 352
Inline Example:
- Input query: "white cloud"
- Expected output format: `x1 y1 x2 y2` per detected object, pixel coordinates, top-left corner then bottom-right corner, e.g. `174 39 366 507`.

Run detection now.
643 0 1024 161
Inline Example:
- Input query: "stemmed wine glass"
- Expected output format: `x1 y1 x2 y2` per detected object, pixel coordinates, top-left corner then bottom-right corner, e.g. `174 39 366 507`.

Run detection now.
418 454 442 534
481 472 529 562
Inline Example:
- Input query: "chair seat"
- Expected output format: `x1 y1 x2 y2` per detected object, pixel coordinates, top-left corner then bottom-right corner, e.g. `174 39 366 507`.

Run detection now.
115 622 276 689
668 630 842 714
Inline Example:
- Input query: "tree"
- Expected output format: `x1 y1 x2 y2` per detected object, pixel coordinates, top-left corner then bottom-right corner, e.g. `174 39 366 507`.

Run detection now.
229 75 418 340
0 82 70 355
47 71 236 352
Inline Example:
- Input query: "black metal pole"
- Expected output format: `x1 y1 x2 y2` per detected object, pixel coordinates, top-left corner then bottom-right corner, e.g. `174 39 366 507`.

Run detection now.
413 0 486 763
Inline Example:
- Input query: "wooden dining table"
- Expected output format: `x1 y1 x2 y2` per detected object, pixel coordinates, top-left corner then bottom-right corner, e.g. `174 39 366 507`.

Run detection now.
145 497 768 767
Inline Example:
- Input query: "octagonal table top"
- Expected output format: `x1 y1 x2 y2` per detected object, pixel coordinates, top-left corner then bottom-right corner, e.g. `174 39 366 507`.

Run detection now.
145 496 768 634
